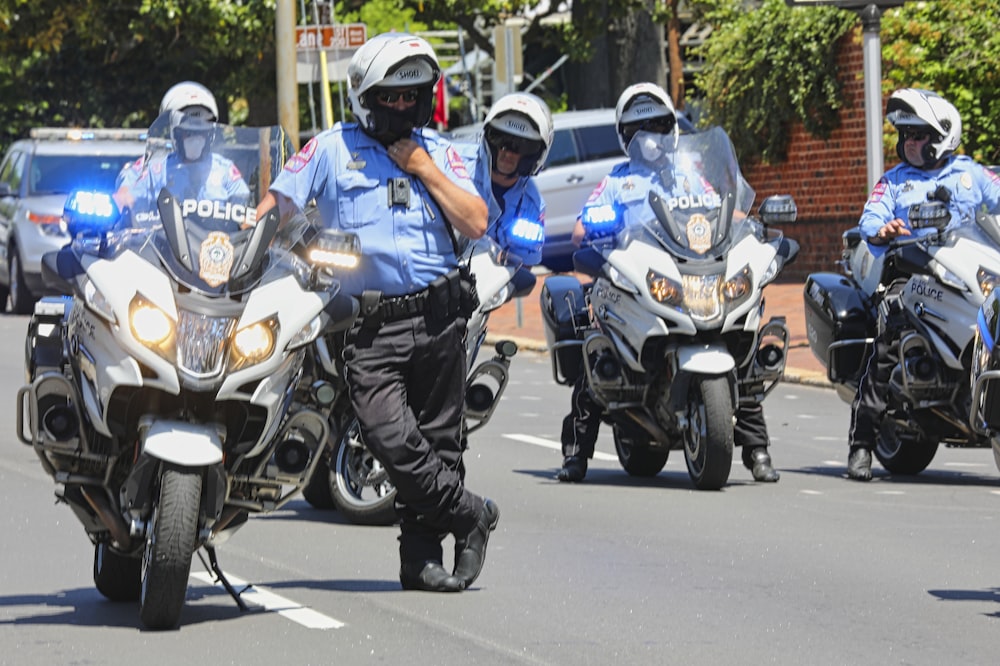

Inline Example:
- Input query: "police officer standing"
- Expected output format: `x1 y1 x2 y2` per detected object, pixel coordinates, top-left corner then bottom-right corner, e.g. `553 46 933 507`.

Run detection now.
256 33 499 592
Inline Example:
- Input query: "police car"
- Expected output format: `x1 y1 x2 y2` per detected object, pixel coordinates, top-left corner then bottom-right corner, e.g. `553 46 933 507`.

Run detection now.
0 127 146 313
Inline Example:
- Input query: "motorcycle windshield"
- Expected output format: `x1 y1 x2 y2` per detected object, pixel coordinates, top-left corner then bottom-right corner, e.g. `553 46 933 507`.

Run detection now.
623 126 755 260
90 111 299 296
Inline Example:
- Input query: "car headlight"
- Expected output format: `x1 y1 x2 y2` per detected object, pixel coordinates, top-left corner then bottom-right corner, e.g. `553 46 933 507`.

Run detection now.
231 318 277 370
646 269 683 307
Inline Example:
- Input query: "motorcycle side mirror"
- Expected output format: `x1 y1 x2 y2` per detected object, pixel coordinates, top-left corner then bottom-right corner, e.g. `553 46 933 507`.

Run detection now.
62 190 122 238
908 200 949 231
758 194 797 224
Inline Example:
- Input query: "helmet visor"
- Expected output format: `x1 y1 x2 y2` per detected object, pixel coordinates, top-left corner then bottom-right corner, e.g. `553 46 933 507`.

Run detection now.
486 127 543 157
620 115 676 147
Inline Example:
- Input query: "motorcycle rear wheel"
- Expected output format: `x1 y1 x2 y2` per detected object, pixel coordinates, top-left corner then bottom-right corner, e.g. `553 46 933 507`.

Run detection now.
93 542 141 602
139 465 201 630
874 422 938 475
683 375 734 490
332 418 398 526
612 423 669 476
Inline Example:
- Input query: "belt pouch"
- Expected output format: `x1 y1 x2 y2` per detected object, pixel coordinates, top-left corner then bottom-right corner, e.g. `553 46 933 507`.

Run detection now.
360 290 384 327
428 274 451 320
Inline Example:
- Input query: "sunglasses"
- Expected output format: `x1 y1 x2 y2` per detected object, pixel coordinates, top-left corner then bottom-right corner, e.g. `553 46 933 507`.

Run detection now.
486 128 542 156
900 128 931 142
374 89 419 105
621 116 676 142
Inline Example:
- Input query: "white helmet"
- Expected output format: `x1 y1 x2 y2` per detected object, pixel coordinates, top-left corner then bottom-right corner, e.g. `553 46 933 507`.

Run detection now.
347 33 441 143
483 92 554 176
159 81 219 121
886 88 961 167
614 82 677 154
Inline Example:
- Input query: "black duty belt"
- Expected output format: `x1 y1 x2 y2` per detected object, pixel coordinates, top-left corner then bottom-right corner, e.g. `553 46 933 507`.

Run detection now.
378 290 429 321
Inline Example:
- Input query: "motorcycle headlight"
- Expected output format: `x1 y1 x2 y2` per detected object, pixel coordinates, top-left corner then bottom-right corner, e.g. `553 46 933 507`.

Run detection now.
129 296 174 349
231 318 277 370
977 267 1000 297
646 269 683 307
682 274 722 320
722 266 753 305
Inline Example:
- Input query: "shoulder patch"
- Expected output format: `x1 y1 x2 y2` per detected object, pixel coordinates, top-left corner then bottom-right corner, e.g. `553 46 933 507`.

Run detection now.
446 146 469 180
868 181 887 203
285 137 318 173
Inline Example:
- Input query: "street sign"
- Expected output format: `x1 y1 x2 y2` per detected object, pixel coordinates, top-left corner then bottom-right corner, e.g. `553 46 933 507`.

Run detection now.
295 23 367 51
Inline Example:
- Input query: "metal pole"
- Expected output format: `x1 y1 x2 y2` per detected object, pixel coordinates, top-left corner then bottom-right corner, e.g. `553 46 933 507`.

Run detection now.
275 0 300 150
860 4 883 189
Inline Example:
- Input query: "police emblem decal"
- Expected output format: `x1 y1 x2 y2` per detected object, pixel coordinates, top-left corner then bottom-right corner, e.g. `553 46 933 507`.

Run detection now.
199 231 235 287
686 213 712 254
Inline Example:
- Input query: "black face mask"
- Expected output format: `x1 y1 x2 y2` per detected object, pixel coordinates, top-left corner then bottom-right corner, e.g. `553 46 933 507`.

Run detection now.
368 105 417 146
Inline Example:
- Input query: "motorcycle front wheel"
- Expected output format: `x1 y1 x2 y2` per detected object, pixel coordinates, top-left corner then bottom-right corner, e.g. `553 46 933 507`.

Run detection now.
139 465 201 630
93 542 141 602
683 375 734 490
874 421 937 475
612 423 669 476
331 418 398 526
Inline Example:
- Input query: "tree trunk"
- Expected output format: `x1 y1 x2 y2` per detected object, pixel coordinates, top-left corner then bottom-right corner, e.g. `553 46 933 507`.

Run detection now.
666 0 685 110
565 0 666 110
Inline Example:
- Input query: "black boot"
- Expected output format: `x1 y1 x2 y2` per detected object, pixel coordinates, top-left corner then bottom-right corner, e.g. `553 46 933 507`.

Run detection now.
557 456 587 482
743 446 780 482
400 561 465 592
847 446 873 481
453 499 500 588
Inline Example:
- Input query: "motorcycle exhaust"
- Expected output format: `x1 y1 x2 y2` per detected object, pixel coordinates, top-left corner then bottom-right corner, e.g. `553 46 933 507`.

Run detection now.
80 486 132 550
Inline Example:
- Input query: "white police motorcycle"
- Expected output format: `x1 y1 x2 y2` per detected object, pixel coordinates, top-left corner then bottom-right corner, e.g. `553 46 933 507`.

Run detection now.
805 201 1000 475
300 231 539 524
541 127 798 490
16 112 359 629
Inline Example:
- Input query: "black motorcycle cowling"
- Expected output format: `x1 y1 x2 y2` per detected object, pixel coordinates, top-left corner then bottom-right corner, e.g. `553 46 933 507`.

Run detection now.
540 275 590 385
803 273 875 384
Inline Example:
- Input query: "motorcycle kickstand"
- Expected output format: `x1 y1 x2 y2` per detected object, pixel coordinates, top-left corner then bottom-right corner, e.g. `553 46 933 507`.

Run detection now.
197 546 252 612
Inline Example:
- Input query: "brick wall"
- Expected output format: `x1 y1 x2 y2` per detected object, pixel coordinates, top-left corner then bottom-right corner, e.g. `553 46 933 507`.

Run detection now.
743 28 871 280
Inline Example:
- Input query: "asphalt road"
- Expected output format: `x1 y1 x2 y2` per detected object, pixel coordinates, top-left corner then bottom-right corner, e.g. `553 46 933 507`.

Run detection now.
2 313 1000 665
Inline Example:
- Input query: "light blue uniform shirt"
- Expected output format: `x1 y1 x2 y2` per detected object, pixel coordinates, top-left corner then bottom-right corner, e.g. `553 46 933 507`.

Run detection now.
270 123 480 297
455 140 546 266
585 160 719 224
126 153 250 208
859 155 1000 240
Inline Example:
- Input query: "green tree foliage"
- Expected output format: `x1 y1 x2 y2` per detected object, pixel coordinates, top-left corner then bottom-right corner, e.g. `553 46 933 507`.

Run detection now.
693 0 856 164
881 0 1000 164
0 0 277 152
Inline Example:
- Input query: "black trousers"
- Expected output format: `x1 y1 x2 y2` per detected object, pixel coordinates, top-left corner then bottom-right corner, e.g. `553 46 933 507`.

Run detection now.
560 373 771 458
343 314 482 564
848 333 895 450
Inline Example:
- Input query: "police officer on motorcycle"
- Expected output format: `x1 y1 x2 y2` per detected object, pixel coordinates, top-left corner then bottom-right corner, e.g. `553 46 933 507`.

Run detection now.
558 82 781 484
847 88 1000 480
254 33 499 593
456 92 553 266
116 81 220 195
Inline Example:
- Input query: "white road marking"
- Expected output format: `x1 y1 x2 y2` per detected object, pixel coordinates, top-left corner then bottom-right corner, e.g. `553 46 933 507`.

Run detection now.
503 433 619 461
190 571 345 629
942 461 990 468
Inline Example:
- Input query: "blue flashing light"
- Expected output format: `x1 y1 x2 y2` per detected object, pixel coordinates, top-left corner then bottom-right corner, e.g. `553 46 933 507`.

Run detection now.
63 190 121 237
510 218 545 245
581 203 623 240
